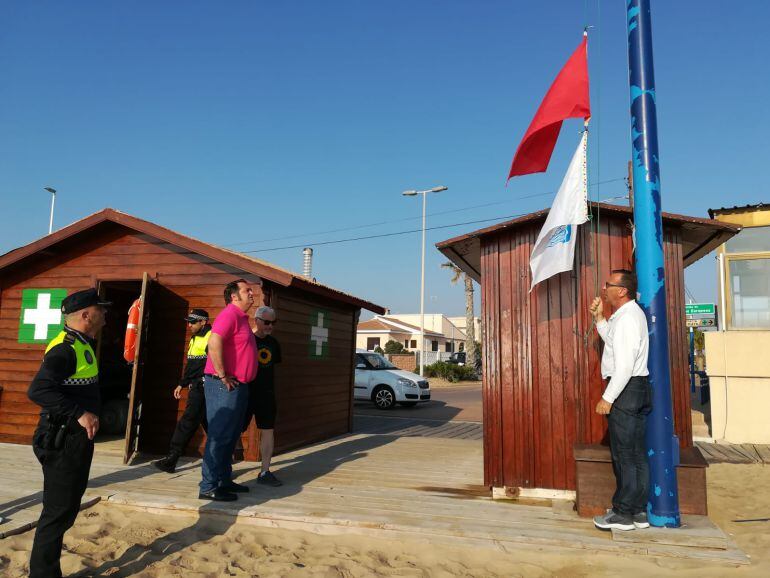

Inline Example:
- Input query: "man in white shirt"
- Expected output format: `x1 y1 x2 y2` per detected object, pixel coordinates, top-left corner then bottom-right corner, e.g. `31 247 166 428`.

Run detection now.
589 269 651 532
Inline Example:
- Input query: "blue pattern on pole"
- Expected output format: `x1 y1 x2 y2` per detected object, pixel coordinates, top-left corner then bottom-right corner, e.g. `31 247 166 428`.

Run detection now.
627 0 681 528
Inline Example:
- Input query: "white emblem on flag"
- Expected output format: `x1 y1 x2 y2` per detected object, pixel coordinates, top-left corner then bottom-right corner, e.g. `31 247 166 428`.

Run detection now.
530 132 589 290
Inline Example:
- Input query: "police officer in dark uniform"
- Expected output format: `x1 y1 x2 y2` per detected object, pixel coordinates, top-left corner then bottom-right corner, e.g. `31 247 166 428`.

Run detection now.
153 309 211 473
27 288 110 578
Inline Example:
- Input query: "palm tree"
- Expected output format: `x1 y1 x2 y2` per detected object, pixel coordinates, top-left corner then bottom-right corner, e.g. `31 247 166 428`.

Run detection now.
441 261 476 366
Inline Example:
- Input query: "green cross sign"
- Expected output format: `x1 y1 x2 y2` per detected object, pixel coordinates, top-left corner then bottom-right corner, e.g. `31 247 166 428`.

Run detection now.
18 289 67 343
309 309 330 358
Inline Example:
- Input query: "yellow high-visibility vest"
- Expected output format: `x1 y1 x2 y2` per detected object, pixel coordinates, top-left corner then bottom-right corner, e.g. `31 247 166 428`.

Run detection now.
187 329 211 359
45 330 99 386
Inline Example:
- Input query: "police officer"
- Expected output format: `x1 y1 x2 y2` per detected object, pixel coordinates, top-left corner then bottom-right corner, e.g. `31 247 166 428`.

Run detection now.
27 288 110 578
153 309 211 473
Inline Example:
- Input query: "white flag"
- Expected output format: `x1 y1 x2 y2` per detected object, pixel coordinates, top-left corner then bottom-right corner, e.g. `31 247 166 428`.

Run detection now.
530 132 588 290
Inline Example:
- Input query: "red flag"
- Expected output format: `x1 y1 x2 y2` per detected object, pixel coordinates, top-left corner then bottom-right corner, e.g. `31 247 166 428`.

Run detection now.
507 36 590 180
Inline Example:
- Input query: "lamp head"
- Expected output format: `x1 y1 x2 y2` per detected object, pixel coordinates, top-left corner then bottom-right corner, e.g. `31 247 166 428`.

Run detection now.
402 190 418 196
430 186 448 193
44 187 56 194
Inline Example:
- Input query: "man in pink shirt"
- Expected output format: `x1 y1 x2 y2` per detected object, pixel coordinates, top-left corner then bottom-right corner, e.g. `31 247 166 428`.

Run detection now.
199 278 259 501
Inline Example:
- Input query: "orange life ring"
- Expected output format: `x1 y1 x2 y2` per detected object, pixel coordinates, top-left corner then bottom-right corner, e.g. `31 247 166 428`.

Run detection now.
124 298 141 363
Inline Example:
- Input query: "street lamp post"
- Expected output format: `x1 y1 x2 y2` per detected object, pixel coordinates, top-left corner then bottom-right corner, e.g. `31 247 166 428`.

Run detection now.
44 187 57 234
402 185 448 377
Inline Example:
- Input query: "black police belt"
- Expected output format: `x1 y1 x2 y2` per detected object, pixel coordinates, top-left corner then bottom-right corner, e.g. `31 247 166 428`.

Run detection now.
39 413 77 450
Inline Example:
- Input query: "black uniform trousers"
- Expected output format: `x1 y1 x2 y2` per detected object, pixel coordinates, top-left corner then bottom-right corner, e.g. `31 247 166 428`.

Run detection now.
30 416 94 578
169 380 208 455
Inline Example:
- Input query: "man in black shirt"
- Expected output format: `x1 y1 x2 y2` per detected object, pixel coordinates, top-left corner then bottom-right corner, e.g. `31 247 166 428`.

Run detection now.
153 309 211 473
243 305 283 486
27 288 110 578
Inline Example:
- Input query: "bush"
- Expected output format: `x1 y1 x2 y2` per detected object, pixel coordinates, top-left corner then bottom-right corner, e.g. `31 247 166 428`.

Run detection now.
384 340 405 354
422 361 477 382
373 345 384 354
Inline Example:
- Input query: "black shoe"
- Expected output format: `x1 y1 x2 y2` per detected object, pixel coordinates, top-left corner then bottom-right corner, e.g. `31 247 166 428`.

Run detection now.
198 488 237 502
257 471 283 487
219 481 249 493
153 454 179 473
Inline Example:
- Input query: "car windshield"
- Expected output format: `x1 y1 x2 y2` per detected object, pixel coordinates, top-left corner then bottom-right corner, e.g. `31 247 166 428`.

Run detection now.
360 353 396 370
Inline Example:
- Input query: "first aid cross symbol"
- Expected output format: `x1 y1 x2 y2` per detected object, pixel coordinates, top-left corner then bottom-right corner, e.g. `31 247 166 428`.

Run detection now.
310 312 329 356
23 293 62 340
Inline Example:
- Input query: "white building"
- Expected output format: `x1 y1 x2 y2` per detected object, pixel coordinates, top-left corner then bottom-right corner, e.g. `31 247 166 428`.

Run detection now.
356 314 468 354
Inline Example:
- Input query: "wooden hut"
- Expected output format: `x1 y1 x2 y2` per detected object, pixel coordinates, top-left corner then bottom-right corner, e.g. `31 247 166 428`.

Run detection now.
0 208 384 463
437 203 739 513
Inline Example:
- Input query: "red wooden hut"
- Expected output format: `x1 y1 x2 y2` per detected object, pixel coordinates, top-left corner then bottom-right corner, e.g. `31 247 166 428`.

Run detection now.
437 203 738 514
0 208 384 463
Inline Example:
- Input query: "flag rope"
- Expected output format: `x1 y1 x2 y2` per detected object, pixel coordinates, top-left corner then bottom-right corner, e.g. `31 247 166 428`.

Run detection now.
583 6 605 345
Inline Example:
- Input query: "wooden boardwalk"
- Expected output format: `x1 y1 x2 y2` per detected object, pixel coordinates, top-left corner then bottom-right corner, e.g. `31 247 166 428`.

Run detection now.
0 431 749 566
695 441 770 465
353 415 483 440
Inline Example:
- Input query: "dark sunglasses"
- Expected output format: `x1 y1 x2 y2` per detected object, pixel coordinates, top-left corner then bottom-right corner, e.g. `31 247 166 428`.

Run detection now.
256 318 276 325
603 282 627 290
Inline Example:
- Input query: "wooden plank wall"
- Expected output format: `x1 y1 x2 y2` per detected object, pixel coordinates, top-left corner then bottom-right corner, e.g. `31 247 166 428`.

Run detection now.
480 213 693 491
270 286 355 454
0 225 357 459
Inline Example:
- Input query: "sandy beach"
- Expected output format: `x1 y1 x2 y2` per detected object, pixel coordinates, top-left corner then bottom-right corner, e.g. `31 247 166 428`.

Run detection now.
1 462 768 577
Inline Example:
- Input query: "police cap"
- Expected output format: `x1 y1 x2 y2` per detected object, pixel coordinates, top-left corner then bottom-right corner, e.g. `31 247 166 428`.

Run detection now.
61 289 112 314
184 309 209 323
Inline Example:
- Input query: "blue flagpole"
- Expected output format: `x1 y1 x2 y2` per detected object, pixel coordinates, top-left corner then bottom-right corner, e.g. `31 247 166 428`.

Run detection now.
626 0 681 527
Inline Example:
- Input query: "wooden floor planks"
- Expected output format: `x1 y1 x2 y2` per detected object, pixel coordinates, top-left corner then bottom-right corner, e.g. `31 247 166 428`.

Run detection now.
695 441 770 465
0 424 752 566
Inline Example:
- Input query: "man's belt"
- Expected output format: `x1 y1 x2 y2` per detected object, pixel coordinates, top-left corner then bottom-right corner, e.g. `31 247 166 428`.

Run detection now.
204 374 242 387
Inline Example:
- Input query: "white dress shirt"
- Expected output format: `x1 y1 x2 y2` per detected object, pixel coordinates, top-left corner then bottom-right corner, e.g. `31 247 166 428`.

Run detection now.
596 300 649 403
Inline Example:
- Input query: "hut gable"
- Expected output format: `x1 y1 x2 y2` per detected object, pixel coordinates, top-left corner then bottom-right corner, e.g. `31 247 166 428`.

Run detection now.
0 208 384 313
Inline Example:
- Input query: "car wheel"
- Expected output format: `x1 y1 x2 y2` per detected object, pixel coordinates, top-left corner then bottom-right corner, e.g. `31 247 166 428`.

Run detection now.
399 402 418 408
372 385 395 410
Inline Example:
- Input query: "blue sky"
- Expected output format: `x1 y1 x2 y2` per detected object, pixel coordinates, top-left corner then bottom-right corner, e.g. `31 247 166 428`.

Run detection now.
1 1 767 317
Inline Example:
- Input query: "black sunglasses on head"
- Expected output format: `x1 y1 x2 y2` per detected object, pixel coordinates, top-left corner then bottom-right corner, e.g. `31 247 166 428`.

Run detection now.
257 318 276 325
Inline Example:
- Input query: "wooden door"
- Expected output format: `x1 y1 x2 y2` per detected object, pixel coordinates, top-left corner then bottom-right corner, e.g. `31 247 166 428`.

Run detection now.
123 272 153 464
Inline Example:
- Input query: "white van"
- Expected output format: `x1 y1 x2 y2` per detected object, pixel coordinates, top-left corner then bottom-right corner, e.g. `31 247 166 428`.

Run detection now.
354 350 431 409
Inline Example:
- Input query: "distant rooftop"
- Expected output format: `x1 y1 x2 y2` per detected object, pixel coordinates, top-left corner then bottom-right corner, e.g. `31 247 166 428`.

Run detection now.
708 203 768 219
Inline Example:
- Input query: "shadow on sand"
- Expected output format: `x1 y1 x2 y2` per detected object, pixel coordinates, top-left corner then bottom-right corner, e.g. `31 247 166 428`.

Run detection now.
69 432 397 577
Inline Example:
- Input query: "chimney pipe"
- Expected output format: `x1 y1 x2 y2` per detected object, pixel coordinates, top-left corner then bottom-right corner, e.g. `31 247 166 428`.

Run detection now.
302 247 313 279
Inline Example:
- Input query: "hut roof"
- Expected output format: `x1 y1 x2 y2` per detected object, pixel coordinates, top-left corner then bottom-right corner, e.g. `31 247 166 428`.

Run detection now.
0 208 385 313
436 203 740 283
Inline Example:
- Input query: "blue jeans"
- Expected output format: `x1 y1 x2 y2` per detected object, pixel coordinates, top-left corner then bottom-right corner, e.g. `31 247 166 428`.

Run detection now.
608 376 652 516
200 376 249 494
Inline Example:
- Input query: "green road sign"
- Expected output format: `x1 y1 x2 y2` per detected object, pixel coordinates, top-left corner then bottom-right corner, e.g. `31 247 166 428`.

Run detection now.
18 288 67 343
685 303 715 316
309 309 330 358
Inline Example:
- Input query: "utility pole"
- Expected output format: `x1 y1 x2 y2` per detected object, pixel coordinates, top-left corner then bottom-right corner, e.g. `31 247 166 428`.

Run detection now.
627 0 680 527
